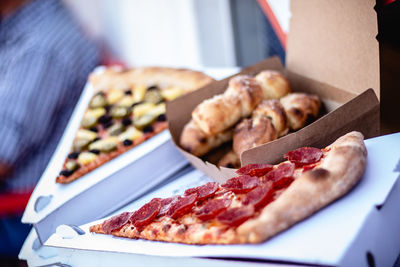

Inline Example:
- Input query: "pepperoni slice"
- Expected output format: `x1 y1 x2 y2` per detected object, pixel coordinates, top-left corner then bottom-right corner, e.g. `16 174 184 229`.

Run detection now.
236 164 273 177
243 182 274 209
263 162 295 183
130 198 161 229
217 206 255 226
273 177 294 190
168 193 198 219
157 196 179 217
102 211 132 234
221 175 260 193
284 147 323 166
195 198 232 221
184 182 219 201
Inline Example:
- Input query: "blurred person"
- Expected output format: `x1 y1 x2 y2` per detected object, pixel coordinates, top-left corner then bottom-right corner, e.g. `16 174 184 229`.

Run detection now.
0 0 100 260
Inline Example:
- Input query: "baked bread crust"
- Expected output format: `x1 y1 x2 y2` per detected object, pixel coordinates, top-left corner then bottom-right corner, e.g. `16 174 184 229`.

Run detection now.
233 117 278 156
192 75 263 135
89 67 131 92
255 70 291 99
218 150 241 168
252 99 289 137
180 71 322 169
181 71 295 161
90 67 215 94
236 131 367 243
225 75 265 117
232 93 321 162
280 93 321 130
179 120 233 157
192 94 242 136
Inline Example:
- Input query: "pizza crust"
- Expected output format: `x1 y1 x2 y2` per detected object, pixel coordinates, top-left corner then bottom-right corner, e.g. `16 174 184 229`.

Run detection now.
236 131 367 243
90 67 215 94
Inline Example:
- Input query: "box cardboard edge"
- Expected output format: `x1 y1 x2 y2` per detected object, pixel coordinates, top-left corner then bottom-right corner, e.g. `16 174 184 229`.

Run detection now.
167 58 380 182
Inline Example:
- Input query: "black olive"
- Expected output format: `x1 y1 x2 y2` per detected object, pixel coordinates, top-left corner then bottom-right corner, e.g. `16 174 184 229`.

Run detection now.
68 152 80 159
89 149 101 155
60 169 73 177
89 126 98 133
98 114 112 124
122 117 132 126
124 89 132 95
147 85 158 91
142 125 154 133
105 105 112 113
103 120 113 129
156 114 167 122
123 139 133 146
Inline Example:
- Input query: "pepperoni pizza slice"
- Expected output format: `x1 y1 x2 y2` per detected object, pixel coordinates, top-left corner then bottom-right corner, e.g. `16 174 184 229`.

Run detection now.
90 131 367 244
56 67 214 184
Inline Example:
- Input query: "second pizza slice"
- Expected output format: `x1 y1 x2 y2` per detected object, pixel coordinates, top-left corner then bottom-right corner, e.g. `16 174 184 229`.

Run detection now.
56 67 214 184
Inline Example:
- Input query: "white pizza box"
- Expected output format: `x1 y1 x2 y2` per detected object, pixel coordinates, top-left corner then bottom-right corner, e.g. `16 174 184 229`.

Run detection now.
20 170 285 267
44 133 400 266
19 229 61 267
19 229 284 267
21 67 238 245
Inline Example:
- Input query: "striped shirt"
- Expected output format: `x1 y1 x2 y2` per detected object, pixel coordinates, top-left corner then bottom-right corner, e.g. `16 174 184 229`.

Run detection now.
0 0 100 193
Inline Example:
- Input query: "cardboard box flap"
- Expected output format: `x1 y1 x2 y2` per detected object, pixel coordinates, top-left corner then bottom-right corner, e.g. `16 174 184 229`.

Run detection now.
242 88 380 165
167 56 380 183
286 0 380 97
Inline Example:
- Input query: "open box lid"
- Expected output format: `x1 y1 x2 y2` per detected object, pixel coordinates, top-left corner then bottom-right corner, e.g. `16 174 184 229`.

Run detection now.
286 0 380 98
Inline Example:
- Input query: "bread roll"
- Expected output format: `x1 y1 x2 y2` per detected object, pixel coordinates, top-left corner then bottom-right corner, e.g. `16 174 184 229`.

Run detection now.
280 93 321 130
255 70 291 99
180 120 233 157
218 150 241 169
253 99 289 137
233 116 277 156
182 70 323 162
192 75 263 135
224 75 264 117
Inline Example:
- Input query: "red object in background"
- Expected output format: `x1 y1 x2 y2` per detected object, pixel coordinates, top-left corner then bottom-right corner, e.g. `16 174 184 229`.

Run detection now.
102 58 126 68
382 0 396 5
0 190 33 216
256 0 397 49
256 0 287 50
100 43 126 68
